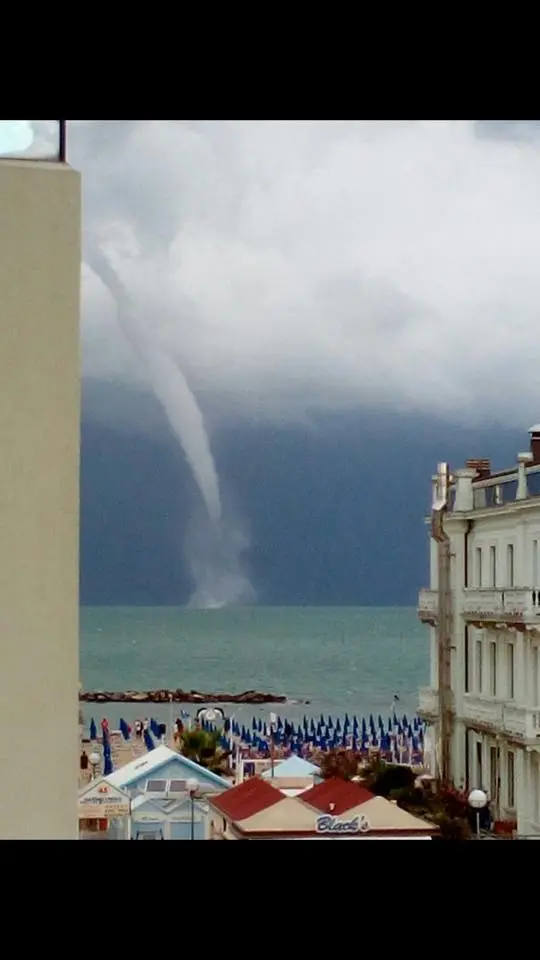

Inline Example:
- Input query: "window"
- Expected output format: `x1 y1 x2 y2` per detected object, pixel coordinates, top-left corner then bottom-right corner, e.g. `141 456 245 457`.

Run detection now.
476 639 483 694
476 547 483 588
489 546 497 587
145 779 167 793
507 544 515 587
507 751 515 808
464 629 470 694
490 642 497 697
476 740 483 789
490 746 498 803
507 644 515 700
533 646 540 709
169 780 188 793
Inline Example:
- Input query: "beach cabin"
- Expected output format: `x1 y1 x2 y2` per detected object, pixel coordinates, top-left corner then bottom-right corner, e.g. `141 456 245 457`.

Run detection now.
104 745 230 840
261 756 322 796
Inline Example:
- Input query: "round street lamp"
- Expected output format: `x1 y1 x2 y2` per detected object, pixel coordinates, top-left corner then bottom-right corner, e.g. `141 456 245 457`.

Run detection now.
89 751 101 782
187 778 200 841
468 788 488 839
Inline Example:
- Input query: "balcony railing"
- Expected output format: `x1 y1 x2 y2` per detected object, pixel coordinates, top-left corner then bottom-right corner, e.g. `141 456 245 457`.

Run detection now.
461 588 540 623
417 589 438 622
461 695 540 741
0 120 66 162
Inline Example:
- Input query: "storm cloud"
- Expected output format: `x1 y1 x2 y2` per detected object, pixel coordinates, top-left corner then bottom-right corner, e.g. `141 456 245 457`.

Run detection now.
73 120 540 428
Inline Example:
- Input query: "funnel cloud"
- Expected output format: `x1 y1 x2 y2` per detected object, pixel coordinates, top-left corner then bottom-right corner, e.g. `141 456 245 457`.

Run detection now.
87 241 253 607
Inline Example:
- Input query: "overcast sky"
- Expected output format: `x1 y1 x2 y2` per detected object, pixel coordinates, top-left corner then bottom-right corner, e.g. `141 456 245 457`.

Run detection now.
69 120 540 428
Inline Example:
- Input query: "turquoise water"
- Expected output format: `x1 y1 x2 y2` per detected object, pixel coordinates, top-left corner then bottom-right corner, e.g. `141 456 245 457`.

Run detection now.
80 606 428 727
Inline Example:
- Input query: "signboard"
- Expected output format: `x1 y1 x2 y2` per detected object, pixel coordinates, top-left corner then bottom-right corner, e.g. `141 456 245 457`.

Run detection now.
78 780 131 819
315 814 371 835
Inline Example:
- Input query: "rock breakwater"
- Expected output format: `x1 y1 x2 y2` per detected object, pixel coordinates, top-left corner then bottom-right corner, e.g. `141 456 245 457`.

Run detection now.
79 689 288 705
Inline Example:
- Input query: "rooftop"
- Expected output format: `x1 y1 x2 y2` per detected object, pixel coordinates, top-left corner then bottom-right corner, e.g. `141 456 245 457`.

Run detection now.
301 777 374 816
209 777 284 822
262 756 321 779
105 744 229 791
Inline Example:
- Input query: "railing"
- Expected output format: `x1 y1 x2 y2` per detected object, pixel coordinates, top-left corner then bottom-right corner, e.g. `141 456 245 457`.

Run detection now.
417 589 438 621
0 120 67 162
461 588 540 622
460 696 540 740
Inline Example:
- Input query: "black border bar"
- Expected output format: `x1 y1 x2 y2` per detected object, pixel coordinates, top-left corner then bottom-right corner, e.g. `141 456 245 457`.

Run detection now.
59 120 67 162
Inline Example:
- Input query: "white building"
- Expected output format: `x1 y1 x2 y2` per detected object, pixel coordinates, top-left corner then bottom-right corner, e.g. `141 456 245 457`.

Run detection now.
0 123 81 839
418 428 540 836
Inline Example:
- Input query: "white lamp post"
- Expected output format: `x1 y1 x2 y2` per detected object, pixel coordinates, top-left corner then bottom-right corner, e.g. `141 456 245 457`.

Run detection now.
468 788 488 839
187 777 199 841
89 751 101 782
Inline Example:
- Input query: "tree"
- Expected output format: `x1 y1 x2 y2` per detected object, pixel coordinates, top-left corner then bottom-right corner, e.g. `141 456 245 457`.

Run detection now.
369 763 416 798
178 727 229 775
318 749 360 781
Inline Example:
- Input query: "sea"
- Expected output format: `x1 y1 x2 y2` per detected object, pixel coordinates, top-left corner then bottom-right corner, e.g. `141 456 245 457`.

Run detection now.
80 606 428 730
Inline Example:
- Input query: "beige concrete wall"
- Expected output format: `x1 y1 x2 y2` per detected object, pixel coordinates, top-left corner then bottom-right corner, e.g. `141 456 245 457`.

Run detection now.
0 160 81 839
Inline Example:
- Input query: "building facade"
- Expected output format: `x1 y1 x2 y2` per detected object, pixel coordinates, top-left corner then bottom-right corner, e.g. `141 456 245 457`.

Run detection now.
418 427 540 836
104 745 230 839
208 775 437 839
0 124 81 839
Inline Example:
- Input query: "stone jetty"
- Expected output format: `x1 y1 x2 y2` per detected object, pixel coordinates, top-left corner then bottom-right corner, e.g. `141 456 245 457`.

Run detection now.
79 688 288 705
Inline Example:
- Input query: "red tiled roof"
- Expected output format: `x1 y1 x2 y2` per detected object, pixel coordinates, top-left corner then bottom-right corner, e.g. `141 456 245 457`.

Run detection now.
300 777 374 816
209 777 284 822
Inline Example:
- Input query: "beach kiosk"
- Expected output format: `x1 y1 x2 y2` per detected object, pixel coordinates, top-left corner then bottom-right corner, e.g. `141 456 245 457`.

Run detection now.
78 779 131 838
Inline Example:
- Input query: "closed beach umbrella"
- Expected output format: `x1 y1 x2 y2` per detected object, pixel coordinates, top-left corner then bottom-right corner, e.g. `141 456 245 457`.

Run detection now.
144 729 155 752
103 753 113 776
90 719 97 741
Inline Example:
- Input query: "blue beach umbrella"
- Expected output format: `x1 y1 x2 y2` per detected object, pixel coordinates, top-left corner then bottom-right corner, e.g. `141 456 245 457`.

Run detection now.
103 753 113 776
144 729 155 752
89 719 97 741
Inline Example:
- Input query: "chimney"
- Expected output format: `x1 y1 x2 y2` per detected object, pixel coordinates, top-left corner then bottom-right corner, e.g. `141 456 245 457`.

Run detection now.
465 458 491 480
454 468 477 511
517 452 534 500
529 425 540 465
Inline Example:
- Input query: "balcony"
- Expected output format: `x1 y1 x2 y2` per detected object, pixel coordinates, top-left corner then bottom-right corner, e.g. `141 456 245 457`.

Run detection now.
418 589 438 624
460 695 540 742
418 687 439 718
0 121 66 162
461 589 540 627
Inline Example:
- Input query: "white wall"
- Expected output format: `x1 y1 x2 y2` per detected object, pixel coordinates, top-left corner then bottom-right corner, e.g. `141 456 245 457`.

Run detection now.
0 160 81 839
